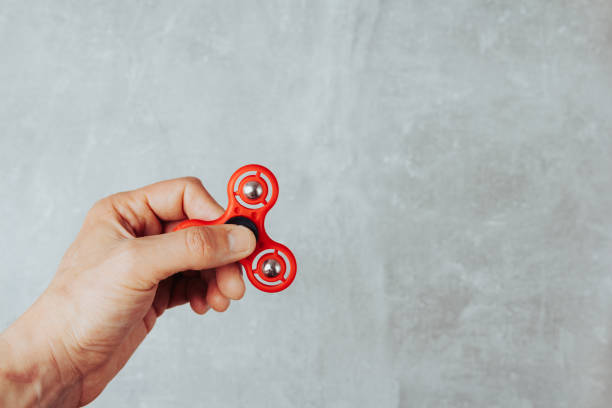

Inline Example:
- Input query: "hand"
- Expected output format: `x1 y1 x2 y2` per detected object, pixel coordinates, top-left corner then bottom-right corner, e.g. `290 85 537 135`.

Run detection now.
0 177 256 407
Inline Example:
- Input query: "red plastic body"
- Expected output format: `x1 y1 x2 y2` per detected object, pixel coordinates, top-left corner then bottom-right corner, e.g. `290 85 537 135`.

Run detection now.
174 164 297 293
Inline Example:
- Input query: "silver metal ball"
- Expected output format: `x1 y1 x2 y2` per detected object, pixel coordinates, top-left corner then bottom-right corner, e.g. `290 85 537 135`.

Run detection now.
262 259 282 278
243 181 263 200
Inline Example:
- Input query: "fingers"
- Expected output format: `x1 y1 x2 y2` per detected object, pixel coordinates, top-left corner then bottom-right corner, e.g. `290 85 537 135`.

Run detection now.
94 177 224 237
167 275 189 308
138 177 223 221
122 224 255 289
157 268 244 315
206 277 230 312
216 263 246 300
187 277 209 314
152 277 173 316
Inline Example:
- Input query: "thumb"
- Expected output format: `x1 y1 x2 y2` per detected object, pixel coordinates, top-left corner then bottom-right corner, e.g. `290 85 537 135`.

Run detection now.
122 224 256 287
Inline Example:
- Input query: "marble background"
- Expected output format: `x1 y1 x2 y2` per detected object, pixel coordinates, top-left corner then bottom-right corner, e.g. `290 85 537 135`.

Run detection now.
1 1 612 407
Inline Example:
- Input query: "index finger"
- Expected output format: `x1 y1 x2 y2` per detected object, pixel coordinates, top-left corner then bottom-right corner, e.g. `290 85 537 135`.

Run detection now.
139 177 223 221
103 177 224 236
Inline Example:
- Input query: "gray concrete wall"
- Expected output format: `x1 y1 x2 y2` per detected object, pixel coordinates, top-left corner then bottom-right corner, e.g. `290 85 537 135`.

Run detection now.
1 1 612 407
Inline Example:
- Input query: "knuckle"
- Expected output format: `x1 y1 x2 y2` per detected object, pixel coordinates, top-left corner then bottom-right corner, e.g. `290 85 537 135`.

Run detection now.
89 193 126 216
181 176 203 187
90 196 112 213
108 191 131 206
185 227 216 261
85 197 115 223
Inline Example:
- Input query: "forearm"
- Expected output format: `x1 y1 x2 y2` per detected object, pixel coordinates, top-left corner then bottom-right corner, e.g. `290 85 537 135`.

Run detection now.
0 297 82 408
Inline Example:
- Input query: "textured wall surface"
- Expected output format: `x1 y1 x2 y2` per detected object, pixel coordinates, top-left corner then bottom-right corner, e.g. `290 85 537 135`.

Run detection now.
1 1 612 407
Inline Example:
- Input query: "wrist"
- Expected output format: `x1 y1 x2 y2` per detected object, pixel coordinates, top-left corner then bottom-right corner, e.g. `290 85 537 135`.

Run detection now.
0 295 82 407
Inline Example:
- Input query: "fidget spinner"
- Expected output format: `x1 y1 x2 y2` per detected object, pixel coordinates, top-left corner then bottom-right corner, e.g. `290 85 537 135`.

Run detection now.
174 164 297 293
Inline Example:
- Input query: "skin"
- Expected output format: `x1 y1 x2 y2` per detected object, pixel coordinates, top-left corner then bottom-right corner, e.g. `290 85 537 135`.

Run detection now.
0 177 257 407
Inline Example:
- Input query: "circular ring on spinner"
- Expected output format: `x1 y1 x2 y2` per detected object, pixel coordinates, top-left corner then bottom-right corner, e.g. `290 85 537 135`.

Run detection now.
228 164 279 212
245 242 297 293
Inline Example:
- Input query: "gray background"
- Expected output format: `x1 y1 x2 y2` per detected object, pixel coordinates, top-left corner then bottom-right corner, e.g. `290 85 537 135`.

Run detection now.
1 1 612 407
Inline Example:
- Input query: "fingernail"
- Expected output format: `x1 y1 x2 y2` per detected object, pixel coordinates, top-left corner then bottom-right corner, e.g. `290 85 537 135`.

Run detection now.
228 226 254 253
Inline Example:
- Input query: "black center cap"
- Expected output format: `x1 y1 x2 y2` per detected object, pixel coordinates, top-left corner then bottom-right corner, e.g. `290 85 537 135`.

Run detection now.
225 216 259 240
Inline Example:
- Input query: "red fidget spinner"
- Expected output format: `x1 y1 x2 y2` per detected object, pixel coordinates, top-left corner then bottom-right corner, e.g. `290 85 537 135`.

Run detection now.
174 164 297 293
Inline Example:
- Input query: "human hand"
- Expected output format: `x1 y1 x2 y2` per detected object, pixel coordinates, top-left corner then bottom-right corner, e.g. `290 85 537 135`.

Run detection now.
0 177 256 407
